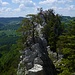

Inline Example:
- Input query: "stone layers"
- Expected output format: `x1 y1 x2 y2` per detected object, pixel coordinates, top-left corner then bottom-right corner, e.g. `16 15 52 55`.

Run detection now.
17 37 57 75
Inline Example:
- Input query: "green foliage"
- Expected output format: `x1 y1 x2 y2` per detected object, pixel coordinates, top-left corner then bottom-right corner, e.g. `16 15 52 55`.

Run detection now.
59 70 72 75
62 48 72 55
0 32 19 46
42 9 62 52
57 20 75 75
0 17 22 75
0 10 75 75
0 17 23 30
0 44 20 75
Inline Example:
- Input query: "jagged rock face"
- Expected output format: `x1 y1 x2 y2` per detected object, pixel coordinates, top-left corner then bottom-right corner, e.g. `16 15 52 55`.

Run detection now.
17 36 57 75
17 10 57 75
34 57 43 65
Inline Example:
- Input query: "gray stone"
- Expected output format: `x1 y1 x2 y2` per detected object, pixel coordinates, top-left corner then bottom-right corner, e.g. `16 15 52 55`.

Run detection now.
31 43 42 57
31 43 41 51
23 52 37 63
34 57 43 65
24 49 32 56
26 62 34 70
17 20 57 75
19 50 25 54
28 64 44 75
41 37 47 49
23 56 33 63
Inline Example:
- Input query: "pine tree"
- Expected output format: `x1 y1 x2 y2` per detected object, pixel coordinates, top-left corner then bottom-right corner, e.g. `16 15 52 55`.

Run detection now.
42 9 61 52
57 20 75 75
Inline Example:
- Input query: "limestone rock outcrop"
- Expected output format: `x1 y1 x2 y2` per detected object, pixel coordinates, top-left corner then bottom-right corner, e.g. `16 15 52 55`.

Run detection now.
17 11 57 75
17 36 57 75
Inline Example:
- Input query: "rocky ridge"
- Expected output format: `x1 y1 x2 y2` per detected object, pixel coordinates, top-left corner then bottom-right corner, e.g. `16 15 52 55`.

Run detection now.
17 36 57 75
17 11 57 75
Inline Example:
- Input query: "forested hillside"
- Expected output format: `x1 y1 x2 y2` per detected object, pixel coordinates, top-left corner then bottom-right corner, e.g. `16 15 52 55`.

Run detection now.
0 10 75 75
0 17 23 75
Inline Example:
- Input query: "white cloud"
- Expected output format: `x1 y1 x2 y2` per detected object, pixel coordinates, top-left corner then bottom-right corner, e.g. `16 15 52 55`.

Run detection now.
12 0 32 4
2 2 9 6
69 5 74 9
50 4 75 17
19 4 25 9
0 0 9 6
5 8 12 12
12 0 20 3
11 0 36 14
39 0 57 4
0 7 11 13
12 0 36 7
51 4 75 11
13 4 25 12
0 0 75 17
65 5 75 11
67 0 73 2
13 8 21 12
39 0 73 5
0 7 6 12
0 0 9 14
25 1 36 7
57 0 73 4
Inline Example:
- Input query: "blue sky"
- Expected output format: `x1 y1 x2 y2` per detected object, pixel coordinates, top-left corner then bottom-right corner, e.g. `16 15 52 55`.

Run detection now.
0 0 75 17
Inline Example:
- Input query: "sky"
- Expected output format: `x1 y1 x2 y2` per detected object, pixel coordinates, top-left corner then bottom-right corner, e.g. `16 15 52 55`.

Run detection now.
0 0 75 17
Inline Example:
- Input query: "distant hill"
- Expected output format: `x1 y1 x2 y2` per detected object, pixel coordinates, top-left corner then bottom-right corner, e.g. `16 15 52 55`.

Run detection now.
0 17 24 30
0 17 24 24
0 16 75 30
0 15 75 75
0 16 75 31
61 16 75 22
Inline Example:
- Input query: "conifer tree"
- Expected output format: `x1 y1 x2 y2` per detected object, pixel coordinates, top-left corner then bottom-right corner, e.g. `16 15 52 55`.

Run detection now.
57 20 75 75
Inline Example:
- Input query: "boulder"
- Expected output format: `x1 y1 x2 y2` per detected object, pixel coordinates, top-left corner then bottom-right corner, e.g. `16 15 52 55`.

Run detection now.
17 37 57 75
26 62 34 70
34 57 43 65
28 64 44 75
24 48 33 56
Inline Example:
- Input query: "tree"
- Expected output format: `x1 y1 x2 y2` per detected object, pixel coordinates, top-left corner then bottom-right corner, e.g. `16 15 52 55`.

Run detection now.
42 9 62 52
57 20 75 75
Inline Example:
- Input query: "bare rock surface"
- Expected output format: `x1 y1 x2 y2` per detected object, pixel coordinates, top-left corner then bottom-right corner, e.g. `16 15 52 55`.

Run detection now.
17 37 57 75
